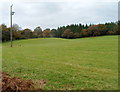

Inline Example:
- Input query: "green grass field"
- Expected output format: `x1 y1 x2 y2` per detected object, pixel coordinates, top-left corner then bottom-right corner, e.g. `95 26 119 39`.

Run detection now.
2 36 118 90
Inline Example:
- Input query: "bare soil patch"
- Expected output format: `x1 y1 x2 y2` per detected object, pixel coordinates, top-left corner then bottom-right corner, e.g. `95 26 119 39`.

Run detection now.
1 72 47 91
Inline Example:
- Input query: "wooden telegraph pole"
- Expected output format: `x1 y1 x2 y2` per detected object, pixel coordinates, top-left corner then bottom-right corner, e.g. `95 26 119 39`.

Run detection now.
10 4 15 47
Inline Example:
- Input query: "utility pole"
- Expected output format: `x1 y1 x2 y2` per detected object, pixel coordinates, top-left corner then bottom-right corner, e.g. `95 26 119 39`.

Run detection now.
10 4 15 47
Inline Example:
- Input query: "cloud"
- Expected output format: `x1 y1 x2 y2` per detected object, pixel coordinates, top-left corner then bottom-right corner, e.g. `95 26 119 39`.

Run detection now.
0 0 118 30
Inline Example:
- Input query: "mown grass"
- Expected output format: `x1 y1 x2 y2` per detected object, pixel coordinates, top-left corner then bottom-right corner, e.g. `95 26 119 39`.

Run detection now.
2 36 118 90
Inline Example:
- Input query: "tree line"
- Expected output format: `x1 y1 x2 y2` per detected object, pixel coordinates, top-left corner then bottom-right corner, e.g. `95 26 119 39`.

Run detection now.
1 22 119 42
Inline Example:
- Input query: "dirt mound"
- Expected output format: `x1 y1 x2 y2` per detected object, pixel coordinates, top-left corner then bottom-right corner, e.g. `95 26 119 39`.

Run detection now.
1 72 34 91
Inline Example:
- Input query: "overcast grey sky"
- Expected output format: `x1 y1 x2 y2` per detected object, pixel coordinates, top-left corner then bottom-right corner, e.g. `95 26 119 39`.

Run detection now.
0 0 119 30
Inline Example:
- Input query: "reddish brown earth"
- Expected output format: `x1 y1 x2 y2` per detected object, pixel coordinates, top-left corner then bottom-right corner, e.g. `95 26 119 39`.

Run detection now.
1 72 47 91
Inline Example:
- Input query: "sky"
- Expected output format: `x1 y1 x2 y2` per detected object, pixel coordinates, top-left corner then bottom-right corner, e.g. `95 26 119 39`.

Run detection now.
0 0 119 30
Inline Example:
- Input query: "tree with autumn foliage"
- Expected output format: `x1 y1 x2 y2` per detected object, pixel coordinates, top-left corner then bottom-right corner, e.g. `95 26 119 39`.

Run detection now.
62 29 74 38
33 26 42 38
43 29 51 38
21 28 33 39
81 29 89 37
1 21 119 42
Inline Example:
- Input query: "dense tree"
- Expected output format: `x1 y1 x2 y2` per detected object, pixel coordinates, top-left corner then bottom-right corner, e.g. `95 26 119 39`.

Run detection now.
12 30 21 40
1 22 119 42
0 24 10 41
2 28 10 41
114 24 119 35
51 29 57 37
107 31 115 35
73 33 80 38
56 27 64 38
62 29 74 38
81 29 89 37
43 29 51 38
87 24 108 36
33 26 42 38
21 28 33 39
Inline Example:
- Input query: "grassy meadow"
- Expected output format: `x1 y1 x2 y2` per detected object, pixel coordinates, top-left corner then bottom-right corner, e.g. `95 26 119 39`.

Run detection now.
2 36 118 90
